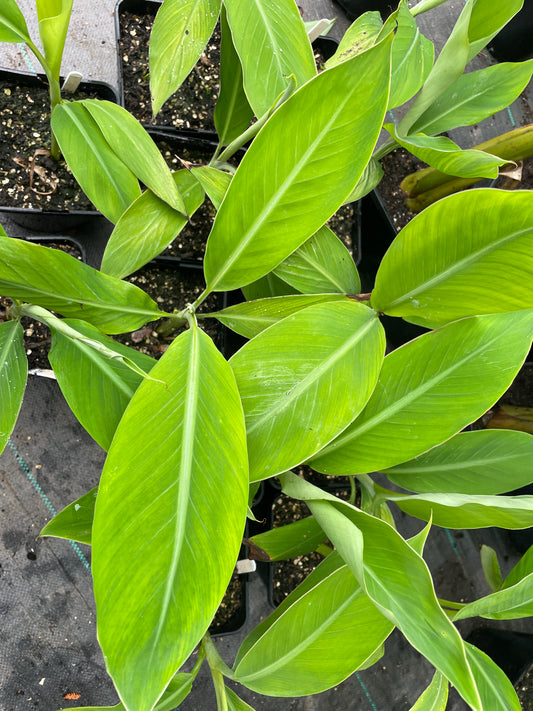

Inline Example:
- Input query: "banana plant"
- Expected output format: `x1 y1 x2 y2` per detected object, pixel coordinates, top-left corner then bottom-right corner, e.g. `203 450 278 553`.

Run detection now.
0 0 532 710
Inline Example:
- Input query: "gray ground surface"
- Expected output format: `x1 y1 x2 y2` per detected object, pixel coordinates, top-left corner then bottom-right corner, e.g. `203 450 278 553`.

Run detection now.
0 1 532 710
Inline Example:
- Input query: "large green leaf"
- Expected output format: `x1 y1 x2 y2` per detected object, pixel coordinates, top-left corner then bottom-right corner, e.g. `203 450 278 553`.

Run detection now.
204 35 393 292
214 6 254 146
81 100 185 214
224 0 316 117
280 474 482 710
385 126 505 179
0 321 26 456
400 0 523 133
40 487 97 545
233 552 393 695
92 326 248 710
383 430 533 495
409 672 448 711
101 171 205 279
51 102 142 223
49 319 155 450
372 190 533 328
213 294 349 339
464 643 521 710
274 226 360 295
230 301 386 481
454 573 533 621
0 237 164 333
0 0 31 43
410 60 533 136
36 0 73 77
384 489 533 529
149 0 221 115
388 1 434 110
311 311 533 475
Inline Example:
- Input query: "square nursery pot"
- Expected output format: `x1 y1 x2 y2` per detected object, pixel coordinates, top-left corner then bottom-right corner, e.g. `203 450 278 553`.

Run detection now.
0 68 119 231
488 0 533 62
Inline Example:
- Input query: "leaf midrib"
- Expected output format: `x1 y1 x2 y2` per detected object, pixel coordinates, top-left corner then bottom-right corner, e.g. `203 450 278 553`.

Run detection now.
208 72 362 291
246 315 376 435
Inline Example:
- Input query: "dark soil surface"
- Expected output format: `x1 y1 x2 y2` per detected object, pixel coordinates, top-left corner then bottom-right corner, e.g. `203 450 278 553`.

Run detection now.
271 483 352 606
210 567 245 634
0 79 106 211
119 10 220 131
517 664 533 710
377 147 424 232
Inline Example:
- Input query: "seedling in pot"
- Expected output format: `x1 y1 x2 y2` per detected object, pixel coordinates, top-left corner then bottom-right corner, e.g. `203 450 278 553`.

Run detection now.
0 0 76 159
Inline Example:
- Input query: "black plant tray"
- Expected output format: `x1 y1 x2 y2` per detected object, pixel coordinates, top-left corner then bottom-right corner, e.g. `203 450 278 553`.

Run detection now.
0 68 119 230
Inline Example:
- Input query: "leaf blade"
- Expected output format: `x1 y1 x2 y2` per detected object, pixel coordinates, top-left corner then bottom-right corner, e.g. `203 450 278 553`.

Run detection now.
0 320 27 455
92 328 248 710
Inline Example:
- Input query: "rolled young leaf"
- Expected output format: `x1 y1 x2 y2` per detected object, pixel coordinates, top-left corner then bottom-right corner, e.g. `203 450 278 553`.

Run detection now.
0 0 32 43
149 0 222 116
233 552 393 695
382 430 533 495
212 294 349 339
214 6 254 147
51 101 142 224
311 310 533 475
81 100 186 214
280 474 482 710
371 190 533 328
0 237 164 333
204 34 393 292
0 320 27 456
230 300 386 481
36 0 73 77
92 326 248 711
273 225 361 295
224 0 316 118
101 171 205 279
49 319 156 450
40 487 97 545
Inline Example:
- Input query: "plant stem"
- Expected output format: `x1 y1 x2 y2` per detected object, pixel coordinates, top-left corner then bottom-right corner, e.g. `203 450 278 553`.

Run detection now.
202 633 234 711
348 476 357 506
212 77 297 165
373 138 397 162
25 41 62 160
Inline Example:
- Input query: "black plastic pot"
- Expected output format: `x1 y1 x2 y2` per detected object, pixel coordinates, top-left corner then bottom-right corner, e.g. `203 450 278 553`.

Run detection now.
0 68 119 232
488 0 533 62
334 0 396 21
466 628 533 684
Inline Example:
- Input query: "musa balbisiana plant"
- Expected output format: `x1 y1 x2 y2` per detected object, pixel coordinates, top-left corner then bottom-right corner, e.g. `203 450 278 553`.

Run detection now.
0 0 532 709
